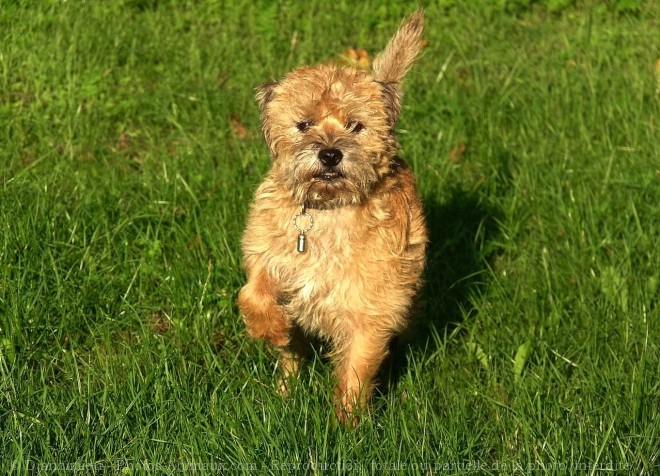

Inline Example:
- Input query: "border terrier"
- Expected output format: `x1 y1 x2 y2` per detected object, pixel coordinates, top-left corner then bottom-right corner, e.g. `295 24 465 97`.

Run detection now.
238 10 427 425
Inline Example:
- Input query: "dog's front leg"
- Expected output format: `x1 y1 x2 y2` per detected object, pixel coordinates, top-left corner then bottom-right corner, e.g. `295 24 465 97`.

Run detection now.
238 268 290 347
334 330 389 426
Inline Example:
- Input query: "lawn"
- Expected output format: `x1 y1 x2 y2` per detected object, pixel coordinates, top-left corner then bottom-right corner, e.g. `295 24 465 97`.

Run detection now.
1 0 658 473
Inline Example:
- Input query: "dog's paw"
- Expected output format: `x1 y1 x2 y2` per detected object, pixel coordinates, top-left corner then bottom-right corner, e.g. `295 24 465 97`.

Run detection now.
238 285 291 347
243 313 290 347
334 399 361 428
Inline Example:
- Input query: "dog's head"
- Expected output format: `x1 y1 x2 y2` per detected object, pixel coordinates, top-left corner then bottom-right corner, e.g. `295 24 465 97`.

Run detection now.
257 10 425 209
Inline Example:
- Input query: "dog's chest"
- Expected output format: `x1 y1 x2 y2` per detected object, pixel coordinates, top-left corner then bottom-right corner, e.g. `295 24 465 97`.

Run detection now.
273 207 362 274
267 206 375 311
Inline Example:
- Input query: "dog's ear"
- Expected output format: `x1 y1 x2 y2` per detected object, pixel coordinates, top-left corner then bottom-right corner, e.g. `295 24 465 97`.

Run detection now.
256 81 278 116
373 10 424 126
256 81 279 156
378 80 402 126
373 9 425 84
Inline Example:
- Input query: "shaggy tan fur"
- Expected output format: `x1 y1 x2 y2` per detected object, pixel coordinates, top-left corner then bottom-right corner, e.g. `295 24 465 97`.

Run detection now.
238 10 427 426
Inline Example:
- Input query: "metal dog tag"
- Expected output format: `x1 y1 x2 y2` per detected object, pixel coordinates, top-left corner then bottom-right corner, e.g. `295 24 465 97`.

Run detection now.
293 205 313 253
297 233 307 253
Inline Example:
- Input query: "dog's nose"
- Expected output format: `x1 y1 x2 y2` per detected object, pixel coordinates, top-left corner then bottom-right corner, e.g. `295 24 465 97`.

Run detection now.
318 148 343 167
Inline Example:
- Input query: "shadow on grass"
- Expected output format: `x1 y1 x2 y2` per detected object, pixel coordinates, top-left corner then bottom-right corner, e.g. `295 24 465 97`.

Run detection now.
379 186 503 392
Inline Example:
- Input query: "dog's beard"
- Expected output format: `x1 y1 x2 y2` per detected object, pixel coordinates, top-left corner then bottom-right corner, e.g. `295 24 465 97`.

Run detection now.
283 149 378 210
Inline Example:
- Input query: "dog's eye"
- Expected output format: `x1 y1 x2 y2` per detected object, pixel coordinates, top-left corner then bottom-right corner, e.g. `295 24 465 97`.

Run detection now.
347 121 365 134
296 120 313 132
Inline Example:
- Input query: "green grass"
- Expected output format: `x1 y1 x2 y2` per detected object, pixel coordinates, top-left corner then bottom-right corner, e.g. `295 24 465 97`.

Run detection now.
1 0 659 474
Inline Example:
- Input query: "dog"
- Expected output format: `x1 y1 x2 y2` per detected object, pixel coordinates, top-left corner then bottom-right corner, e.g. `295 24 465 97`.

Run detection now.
238 10 427 426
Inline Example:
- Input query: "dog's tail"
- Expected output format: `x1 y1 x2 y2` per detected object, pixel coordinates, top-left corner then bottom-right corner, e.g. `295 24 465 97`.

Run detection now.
373 9 425 83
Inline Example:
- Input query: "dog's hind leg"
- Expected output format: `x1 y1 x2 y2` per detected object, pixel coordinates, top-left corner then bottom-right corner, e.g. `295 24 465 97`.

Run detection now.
277 324 310 395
